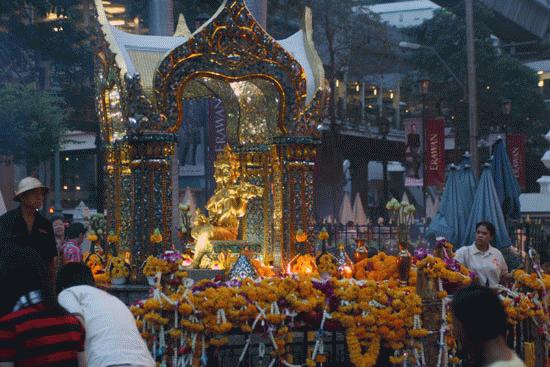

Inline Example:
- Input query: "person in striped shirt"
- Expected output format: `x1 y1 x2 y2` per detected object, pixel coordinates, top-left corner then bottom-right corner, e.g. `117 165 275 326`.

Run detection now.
0 246 86 367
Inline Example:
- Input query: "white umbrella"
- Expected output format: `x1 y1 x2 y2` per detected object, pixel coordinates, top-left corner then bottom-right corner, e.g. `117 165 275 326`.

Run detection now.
323 215 336 224
338 192 354 225
0 188 6 216
401 191 410 204
352 193 368 226
425 194 440 219
182 187 198 223
182 187 197 214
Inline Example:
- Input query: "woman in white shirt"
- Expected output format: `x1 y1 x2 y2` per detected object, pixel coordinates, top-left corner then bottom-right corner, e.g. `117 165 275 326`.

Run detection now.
56 263 155 367
454 221 509 287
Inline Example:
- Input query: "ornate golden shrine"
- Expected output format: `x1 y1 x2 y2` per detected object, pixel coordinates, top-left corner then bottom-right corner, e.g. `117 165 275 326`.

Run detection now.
93 0 326 267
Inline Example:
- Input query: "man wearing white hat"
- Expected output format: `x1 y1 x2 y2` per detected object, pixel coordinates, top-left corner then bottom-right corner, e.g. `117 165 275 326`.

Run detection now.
0 177 58 280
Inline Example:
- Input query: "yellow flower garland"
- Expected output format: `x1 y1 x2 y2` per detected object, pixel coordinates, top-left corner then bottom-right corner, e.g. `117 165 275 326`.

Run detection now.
107 256 129 279
130 251 538 367
513 269 550 291
143 256 170 277
416 255 471 286
317 253 338 275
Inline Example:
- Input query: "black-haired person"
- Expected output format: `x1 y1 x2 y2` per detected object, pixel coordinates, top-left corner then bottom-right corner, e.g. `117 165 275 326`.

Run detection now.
452 285 525 367
455 221 509 287
57 263 154 367
51 214 66 252
0 246 86 367
59 223 87 265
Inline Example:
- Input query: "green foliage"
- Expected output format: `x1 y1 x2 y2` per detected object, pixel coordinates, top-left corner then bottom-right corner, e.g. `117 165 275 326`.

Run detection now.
0 0 77 18
0 84 69 170
267 0 304 38
406 8 549 153
0 0 95 130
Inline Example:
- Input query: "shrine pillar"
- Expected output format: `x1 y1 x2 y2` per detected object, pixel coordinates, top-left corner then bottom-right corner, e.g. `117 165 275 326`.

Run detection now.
128 132 176 265
274 136 318 265
104 141 133 253
239 147 273 263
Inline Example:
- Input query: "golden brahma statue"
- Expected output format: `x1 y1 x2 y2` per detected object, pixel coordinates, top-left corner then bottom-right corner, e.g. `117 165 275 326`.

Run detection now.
190 145 263 267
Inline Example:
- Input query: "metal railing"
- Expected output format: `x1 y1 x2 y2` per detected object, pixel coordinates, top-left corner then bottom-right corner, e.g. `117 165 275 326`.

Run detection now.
310 220 549 261
202 331 350 366
311 222 430 256
508 219 550 263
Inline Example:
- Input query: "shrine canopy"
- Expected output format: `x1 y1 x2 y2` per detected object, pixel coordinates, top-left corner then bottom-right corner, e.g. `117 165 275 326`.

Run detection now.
94 0 325 104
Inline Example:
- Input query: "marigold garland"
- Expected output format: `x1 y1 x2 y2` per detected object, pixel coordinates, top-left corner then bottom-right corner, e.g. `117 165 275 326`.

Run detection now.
353 253 400 282
513 269 550 291
127 249 550 367
416 255 472 286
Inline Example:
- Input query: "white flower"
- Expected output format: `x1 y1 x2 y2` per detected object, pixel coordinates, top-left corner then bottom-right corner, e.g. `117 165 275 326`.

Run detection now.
386 198 400 211
404 204 416 215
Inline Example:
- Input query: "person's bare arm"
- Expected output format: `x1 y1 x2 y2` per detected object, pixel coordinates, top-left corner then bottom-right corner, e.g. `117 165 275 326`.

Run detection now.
74 314 85 325
77 351 87 367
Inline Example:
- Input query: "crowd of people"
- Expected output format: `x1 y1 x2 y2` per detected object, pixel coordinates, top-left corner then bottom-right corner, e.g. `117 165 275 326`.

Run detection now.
0 177 529 366
0 177 154 367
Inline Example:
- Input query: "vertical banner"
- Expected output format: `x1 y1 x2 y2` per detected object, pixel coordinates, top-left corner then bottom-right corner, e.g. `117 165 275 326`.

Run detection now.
425 117 446 187
404 118 424 187
506 133 526 190
207 98 227 198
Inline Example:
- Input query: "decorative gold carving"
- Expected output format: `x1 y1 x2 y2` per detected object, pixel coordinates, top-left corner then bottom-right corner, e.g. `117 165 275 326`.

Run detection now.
180 75 282 145
173 72 285 135
155 0 308 134
271 145 284 267
93 0 326 270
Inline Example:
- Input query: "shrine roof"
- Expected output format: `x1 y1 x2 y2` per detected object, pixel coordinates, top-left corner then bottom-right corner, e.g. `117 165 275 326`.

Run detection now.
95 0 324 103
110 27 186 92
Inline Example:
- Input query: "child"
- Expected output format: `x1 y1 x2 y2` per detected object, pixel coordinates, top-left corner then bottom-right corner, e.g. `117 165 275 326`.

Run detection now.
59 222 86 264
56 263 154 367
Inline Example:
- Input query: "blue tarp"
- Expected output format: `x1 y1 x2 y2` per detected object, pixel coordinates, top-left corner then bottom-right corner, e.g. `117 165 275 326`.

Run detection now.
491 138 521 220
455 164 477 245
425 165 463 245
459 151 471 168
461 164 512 248
458 164 477 214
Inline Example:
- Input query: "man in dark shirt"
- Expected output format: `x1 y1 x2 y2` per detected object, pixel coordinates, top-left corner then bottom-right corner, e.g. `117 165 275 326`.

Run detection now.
0 177 57 280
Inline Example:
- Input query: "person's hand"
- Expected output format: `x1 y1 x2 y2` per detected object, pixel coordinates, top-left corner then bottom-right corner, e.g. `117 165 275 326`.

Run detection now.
500 273 514 287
